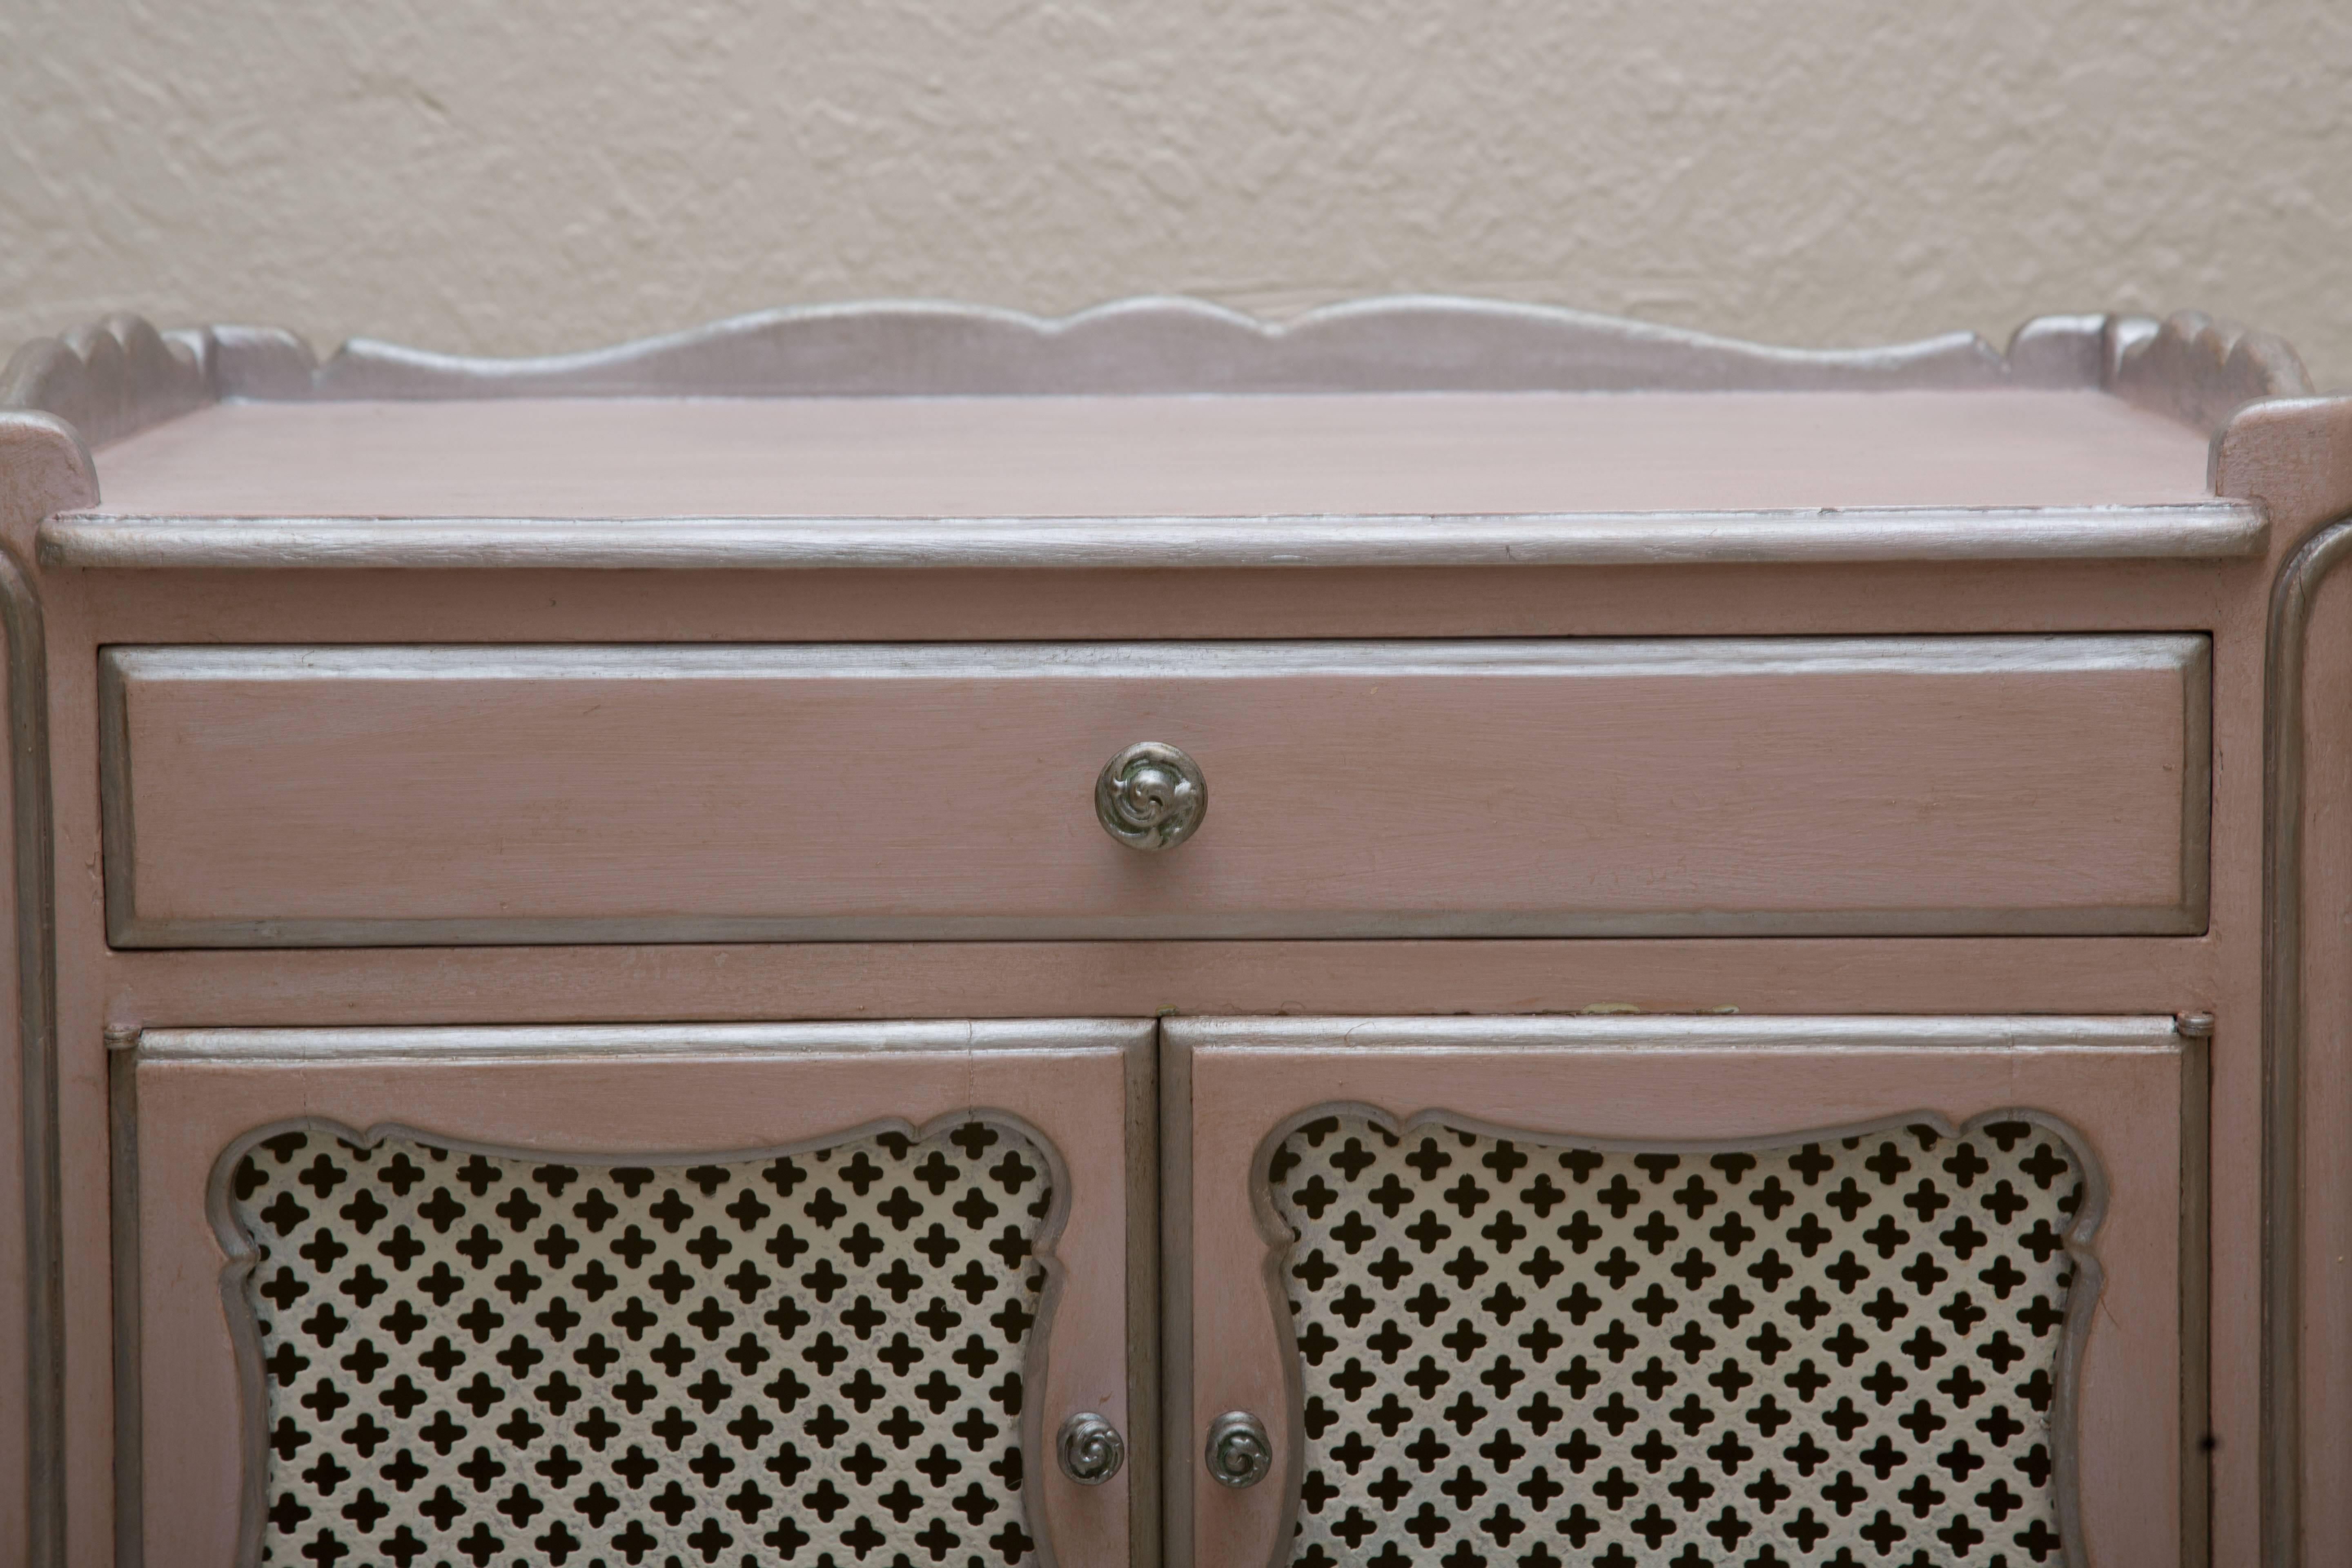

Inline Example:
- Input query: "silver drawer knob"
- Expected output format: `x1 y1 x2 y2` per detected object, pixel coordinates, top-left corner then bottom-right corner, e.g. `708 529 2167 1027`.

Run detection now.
1057 1412 1126 1485
1205 1410 1271 1489
1095 741 1207 851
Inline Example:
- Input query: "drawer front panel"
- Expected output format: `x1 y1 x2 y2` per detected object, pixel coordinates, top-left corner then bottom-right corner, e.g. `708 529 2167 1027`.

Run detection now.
100 637 2209 947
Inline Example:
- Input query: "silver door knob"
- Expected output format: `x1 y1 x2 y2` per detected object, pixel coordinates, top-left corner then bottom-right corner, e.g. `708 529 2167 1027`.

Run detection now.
1095 741 1207 850
1205 1410 1271 1489
1057 1412 1126 1485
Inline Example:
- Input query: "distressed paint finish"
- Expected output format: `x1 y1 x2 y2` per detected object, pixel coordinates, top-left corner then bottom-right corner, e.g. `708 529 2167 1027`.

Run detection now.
1165 1018 2192 1568
78 387 2218 518
0 298 2334 1568
2261 520 2352 1568
0 414 85 1568
33 506 2274 575
100 638 2210 944
24 507 2269 1567
131 1023 1148 1568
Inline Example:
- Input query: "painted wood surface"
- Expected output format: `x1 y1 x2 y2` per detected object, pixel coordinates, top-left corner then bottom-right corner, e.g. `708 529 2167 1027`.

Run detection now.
2272 532 2352 1568
221 297 2065 402
81 389 2215 521
33 537 2274 1568
129 1021 1147 1568
0 555 24 1568
1167 1018 2192 1568
0 412 90 1568
16 340 2319 1568
38 504 2271 574
8 305 2314 465
101 638 2210 946
91 937 2218 1031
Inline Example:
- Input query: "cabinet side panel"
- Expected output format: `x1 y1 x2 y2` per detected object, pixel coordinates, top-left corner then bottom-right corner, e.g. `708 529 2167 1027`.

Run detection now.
0 568 25 1566
2294 560 2352 1564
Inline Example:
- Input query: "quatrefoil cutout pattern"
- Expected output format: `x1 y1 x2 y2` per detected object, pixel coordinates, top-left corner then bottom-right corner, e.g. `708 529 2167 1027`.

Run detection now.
225 1121 1053 1568
1269 1116 2087 1568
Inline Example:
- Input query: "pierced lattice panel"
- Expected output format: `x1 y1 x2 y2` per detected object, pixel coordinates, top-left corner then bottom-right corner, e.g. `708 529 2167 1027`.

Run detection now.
1269 1116 2088 1568
225 1120 1052 1568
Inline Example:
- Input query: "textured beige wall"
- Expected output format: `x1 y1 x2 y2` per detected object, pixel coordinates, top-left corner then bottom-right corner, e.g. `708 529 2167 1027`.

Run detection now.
4 0 2349 385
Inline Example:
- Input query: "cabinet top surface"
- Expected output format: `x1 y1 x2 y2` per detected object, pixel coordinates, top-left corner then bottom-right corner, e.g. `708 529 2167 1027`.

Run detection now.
85 388 2212 519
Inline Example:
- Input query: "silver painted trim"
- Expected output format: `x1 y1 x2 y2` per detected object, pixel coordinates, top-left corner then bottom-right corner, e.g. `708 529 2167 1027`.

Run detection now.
0 543 60 1568
6 303 2312 459
2182 635 2216 932
2258 514 2352 1568
2108 312 2315 436
2180 1029 2214 1568
1165 1013 2185 1053
1122 1031 1162 1568
41 502 2269 572
99 634 2224 683
135 1018 1156 1061
1158 1030 1196 1568
107 1045 140 1568
107 909 2225 946
264 296 2039 400
98 636 2215 948
0 315 215 452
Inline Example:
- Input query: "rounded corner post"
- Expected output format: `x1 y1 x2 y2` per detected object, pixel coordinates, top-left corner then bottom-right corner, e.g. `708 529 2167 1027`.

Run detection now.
0 415 62 1566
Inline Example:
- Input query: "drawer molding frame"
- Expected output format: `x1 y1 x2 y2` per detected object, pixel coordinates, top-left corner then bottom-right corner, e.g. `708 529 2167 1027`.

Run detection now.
97 635 2215 949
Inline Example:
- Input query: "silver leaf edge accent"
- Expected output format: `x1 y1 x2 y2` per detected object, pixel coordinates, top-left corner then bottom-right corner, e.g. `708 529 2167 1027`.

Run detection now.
0 298 2319 456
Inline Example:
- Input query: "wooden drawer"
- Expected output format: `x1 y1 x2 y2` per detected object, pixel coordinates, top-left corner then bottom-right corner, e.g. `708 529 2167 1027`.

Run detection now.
98 637 2211 947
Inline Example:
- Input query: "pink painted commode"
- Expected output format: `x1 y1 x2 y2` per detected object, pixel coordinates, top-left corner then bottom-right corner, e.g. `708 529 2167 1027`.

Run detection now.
5 298 2351 1568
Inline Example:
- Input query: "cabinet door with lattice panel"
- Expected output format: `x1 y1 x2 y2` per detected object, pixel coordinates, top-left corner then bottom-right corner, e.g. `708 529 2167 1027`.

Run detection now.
123 1020 1154 1568
1163 1017 2201 1568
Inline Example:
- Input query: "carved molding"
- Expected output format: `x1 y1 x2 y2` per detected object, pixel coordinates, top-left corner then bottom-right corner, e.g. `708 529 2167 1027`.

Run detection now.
0 299 2321 454
285 296 2030 400
0 315 214 451
2108 310 2313 434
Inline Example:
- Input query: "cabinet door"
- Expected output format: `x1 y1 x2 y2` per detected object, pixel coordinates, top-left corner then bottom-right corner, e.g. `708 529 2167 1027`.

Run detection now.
1164 1017 2199 1568
123 1020 1153 1568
